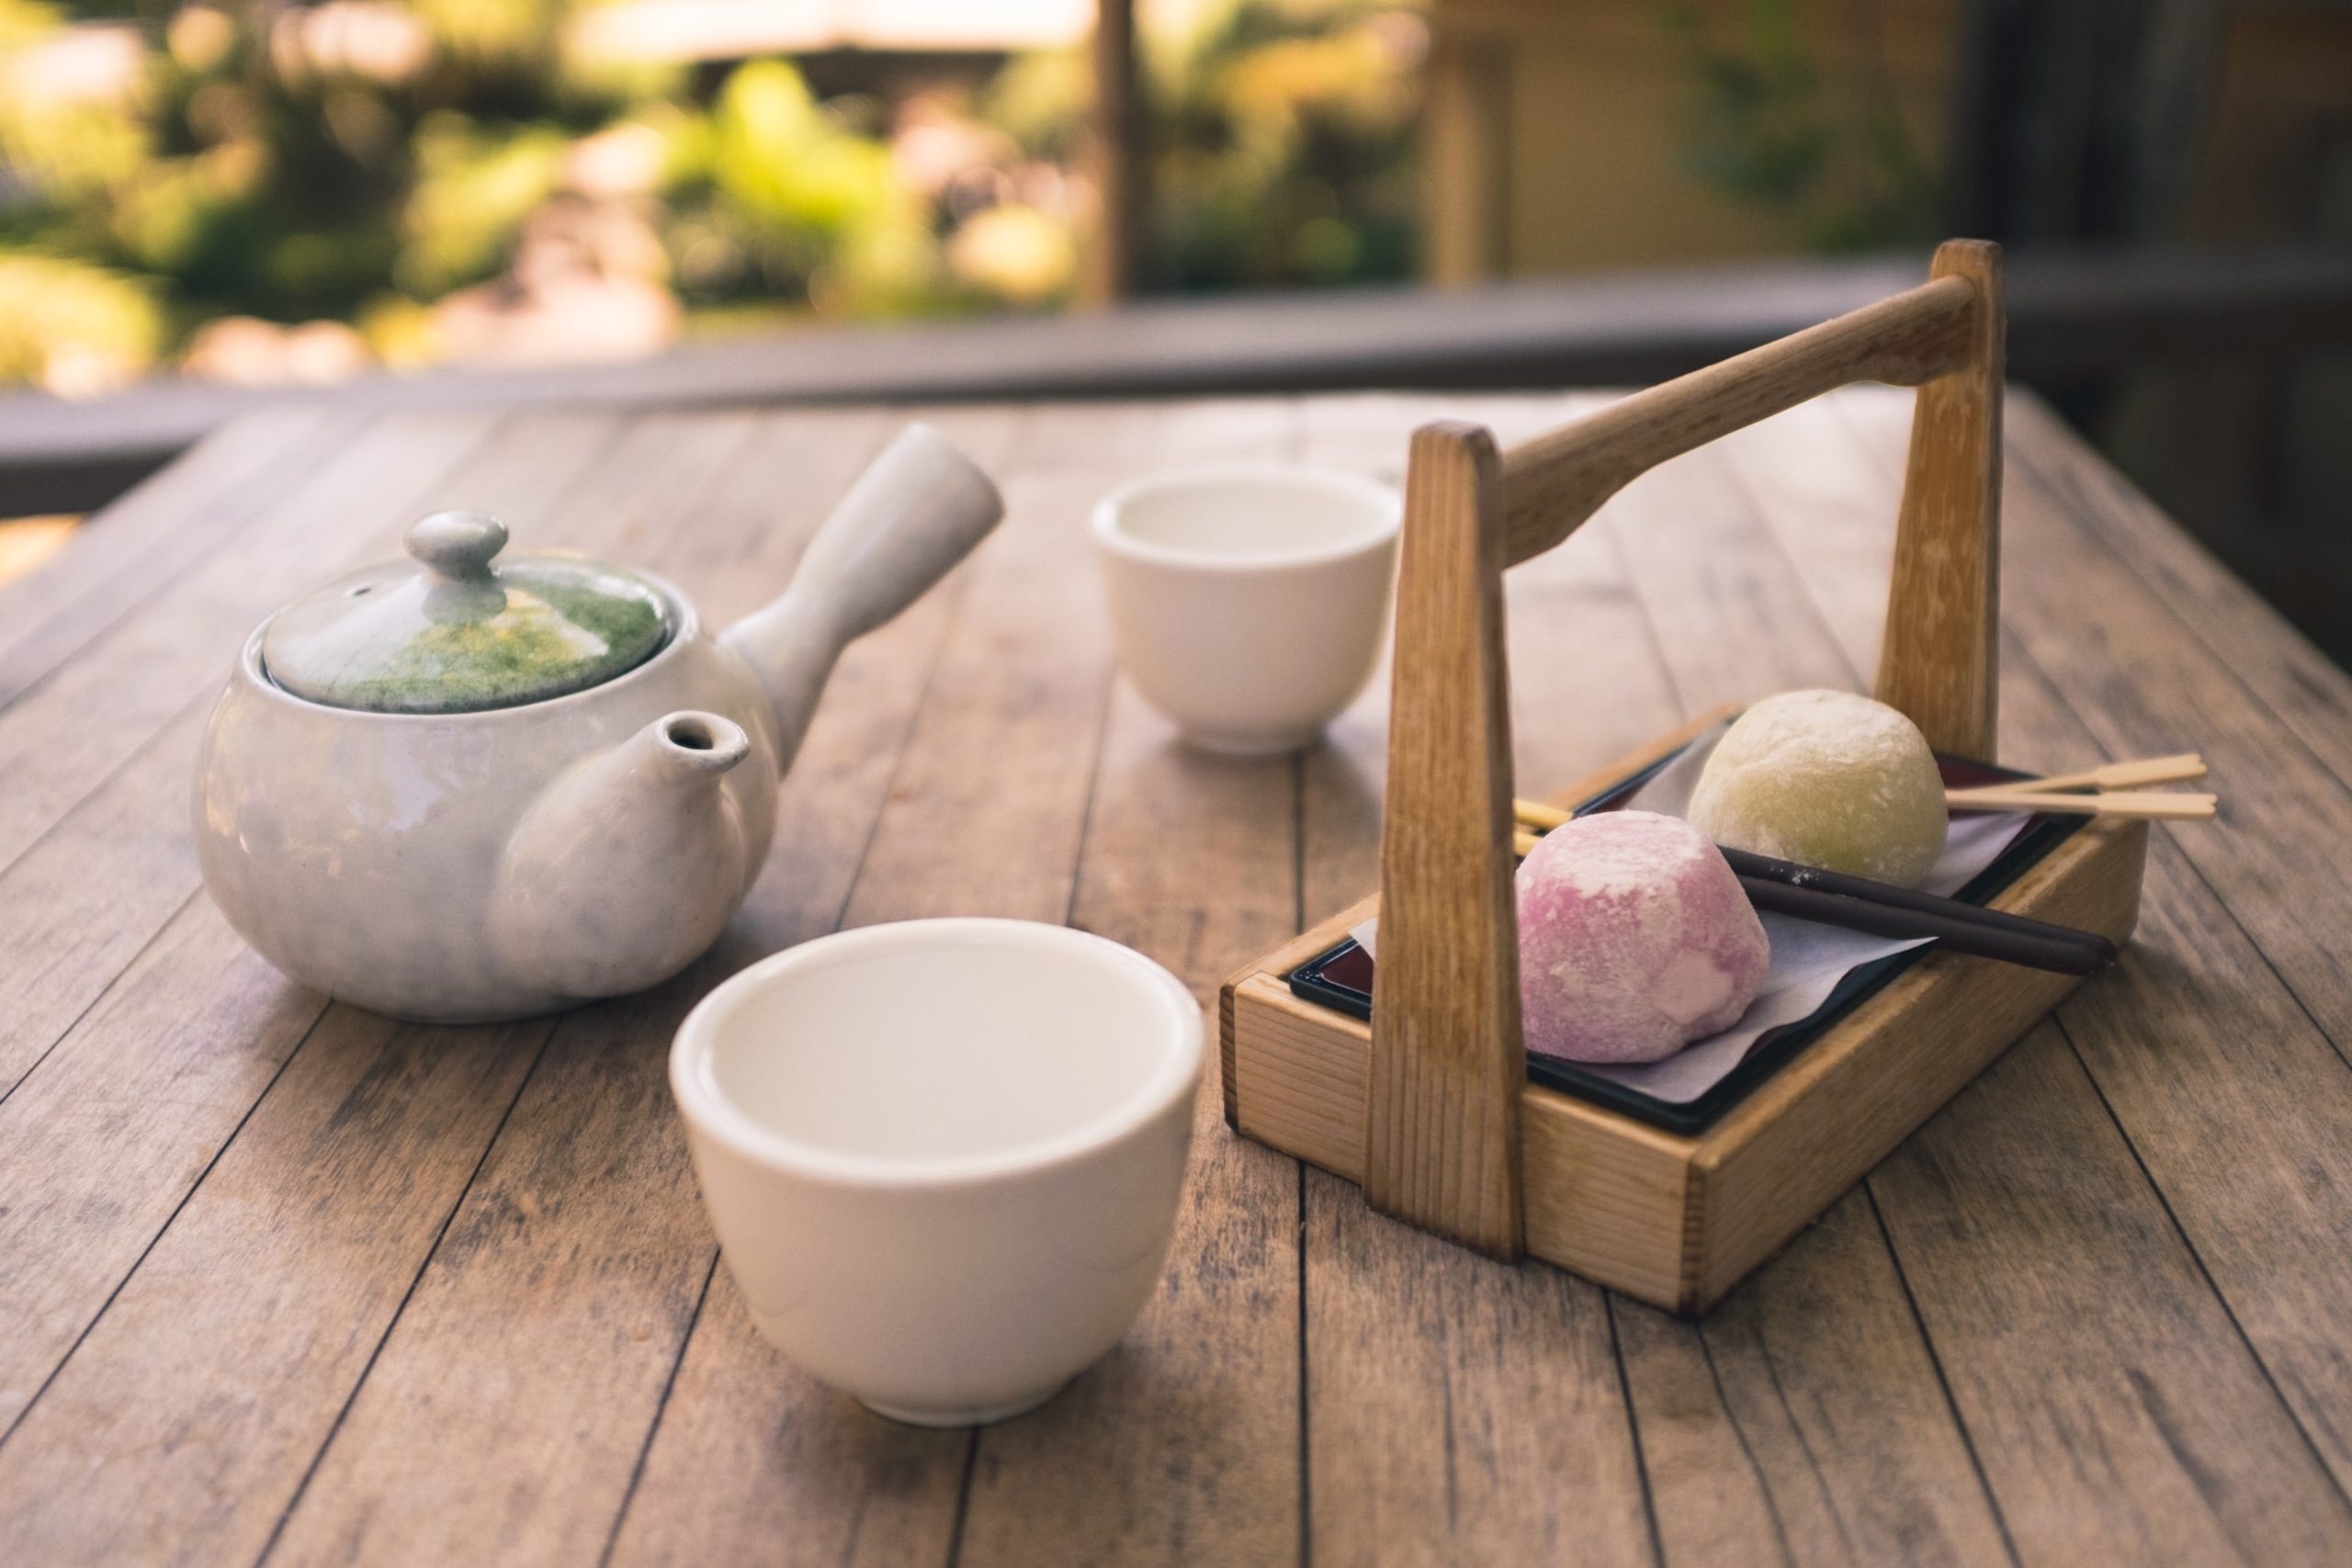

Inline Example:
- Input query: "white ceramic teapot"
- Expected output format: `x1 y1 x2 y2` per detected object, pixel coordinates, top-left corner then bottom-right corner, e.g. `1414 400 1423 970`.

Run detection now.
193 424 1002 1022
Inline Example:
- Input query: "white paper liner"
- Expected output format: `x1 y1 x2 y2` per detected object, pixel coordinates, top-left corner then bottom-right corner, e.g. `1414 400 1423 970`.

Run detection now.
1350 721 2032 1104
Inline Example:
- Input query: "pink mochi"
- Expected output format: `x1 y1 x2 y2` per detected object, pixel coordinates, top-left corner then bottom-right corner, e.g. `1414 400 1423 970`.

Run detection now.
1516 809 1770 1065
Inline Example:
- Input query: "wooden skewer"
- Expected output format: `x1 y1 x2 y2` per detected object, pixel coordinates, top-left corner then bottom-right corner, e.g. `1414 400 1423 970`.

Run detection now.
1520 785 2217 830
1943 788 2215 819
1947 751 2205 795
1515 800 1571 831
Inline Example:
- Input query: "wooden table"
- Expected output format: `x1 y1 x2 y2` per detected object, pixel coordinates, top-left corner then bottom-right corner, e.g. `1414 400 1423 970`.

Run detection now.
4 388 2350 1567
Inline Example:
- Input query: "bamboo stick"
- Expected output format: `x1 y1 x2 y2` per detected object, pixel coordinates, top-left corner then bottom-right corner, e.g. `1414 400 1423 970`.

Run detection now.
1947 751 2205 795
1941 789 2214 819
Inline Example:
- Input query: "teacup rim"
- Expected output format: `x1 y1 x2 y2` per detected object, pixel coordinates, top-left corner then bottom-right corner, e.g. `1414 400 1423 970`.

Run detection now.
671 917 1202 1190
1091 462 1400 574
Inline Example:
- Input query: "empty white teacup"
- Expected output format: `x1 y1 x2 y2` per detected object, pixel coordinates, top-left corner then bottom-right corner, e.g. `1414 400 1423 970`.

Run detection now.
670 918 1201 1427
1092 465 1401 755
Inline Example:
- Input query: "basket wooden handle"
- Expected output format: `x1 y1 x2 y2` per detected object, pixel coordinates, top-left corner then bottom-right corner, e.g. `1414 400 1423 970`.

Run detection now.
1364 241 2005 1258
1362 421 1528 1256
1874 243 2002 761
1499 265 1973 559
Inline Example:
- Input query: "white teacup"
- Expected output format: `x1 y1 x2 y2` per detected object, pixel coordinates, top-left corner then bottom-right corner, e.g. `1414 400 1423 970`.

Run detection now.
1092 465 1401 755
670 918 1201 1427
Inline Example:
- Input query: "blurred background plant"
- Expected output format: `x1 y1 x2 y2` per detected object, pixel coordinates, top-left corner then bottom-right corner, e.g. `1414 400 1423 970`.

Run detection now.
8 0 2349 670
0 0 1426 391
1662 0 1939 252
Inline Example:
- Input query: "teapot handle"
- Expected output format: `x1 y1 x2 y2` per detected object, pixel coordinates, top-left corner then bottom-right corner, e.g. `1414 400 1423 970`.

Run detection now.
722 423 1004 770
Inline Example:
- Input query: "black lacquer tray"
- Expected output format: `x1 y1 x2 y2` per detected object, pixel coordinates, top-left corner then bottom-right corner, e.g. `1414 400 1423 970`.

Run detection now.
1287 750 2082 1134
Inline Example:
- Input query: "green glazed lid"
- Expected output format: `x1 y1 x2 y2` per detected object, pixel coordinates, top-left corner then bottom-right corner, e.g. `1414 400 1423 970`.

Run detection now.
262 512 672 715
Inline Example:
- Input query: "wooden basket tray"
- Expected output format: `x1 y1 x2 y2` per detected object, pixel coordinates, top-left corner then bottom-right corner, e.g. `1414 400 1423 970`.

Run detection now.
1217 242 2149 1315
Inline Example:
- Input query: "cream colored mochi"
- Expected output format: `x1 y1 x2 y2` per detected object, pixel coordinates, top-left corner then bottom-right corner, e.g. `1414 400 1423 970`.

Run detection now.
1686 689 1947 887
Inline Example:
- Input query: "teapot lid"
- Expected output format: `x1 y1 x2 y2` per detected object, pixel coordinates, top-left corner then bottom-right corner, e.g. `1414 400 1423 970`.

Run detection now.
261 512 672 715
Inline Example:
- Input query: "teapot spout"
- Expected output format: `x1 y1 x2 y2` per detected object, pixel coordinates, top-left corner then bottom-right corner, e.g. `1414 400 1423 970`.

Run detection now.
722 423 1002 773
641 711 753 780
488 711 753 1002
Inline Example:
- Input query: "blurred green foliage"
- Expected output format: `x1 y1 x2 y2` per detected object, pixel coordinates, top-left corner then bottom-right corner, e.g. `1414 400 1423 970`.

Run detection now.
0 251 163 388
398 117 566 296
1148 1 1419 288
1662 0 1938 252
0 0 1423 390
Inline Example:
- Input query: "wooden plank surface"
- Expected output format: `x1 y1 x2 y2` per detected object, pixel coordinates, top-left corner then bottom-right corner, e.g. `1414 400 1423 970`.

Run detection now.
1 387 2347 1567
0 402 353 706
0 412 521 1099
590 412 984 1563
949 405 1304 1568
1589 410 2023 1562
1727 390 2352 1509
1297 395 1659 1568
260 411 906 1568
1713 392 2352 1558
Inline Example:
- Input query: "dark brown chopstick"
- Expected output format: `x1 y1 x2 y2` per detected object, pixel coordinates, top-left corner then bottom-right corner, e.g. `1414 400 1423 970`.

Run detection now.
1731 874 2114 976
1715 845 2116 967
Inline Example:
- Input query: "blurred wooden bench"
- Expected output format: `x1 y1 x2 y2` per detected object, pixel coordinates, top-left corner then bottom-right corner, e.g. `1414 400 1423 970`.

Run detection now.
6 243 2350 516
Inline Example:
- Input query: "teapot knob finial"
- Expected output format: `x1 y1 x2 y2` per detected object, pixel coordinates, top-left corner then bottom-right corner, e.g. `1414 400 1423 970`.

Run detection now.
407 511 507 579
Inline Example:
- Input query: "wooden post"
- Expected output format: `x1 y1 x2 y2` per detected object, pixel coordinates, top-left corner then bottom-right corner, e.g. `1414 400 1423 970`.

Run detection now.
1876 239 2003 761
1363 422 1525 1258
1423 30 1510 286
1080 0 1143 307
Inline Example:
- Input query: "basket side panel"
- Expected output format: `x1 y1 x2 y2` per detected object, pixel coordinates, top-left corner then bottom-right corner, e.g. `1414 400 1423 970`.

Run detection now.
1219 981 1240 1129
1688 817 2149 1311
1521 1090 1697 1310
1231 976 1370 1182
1221 896 1377 1134
1231 976 1704 1309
